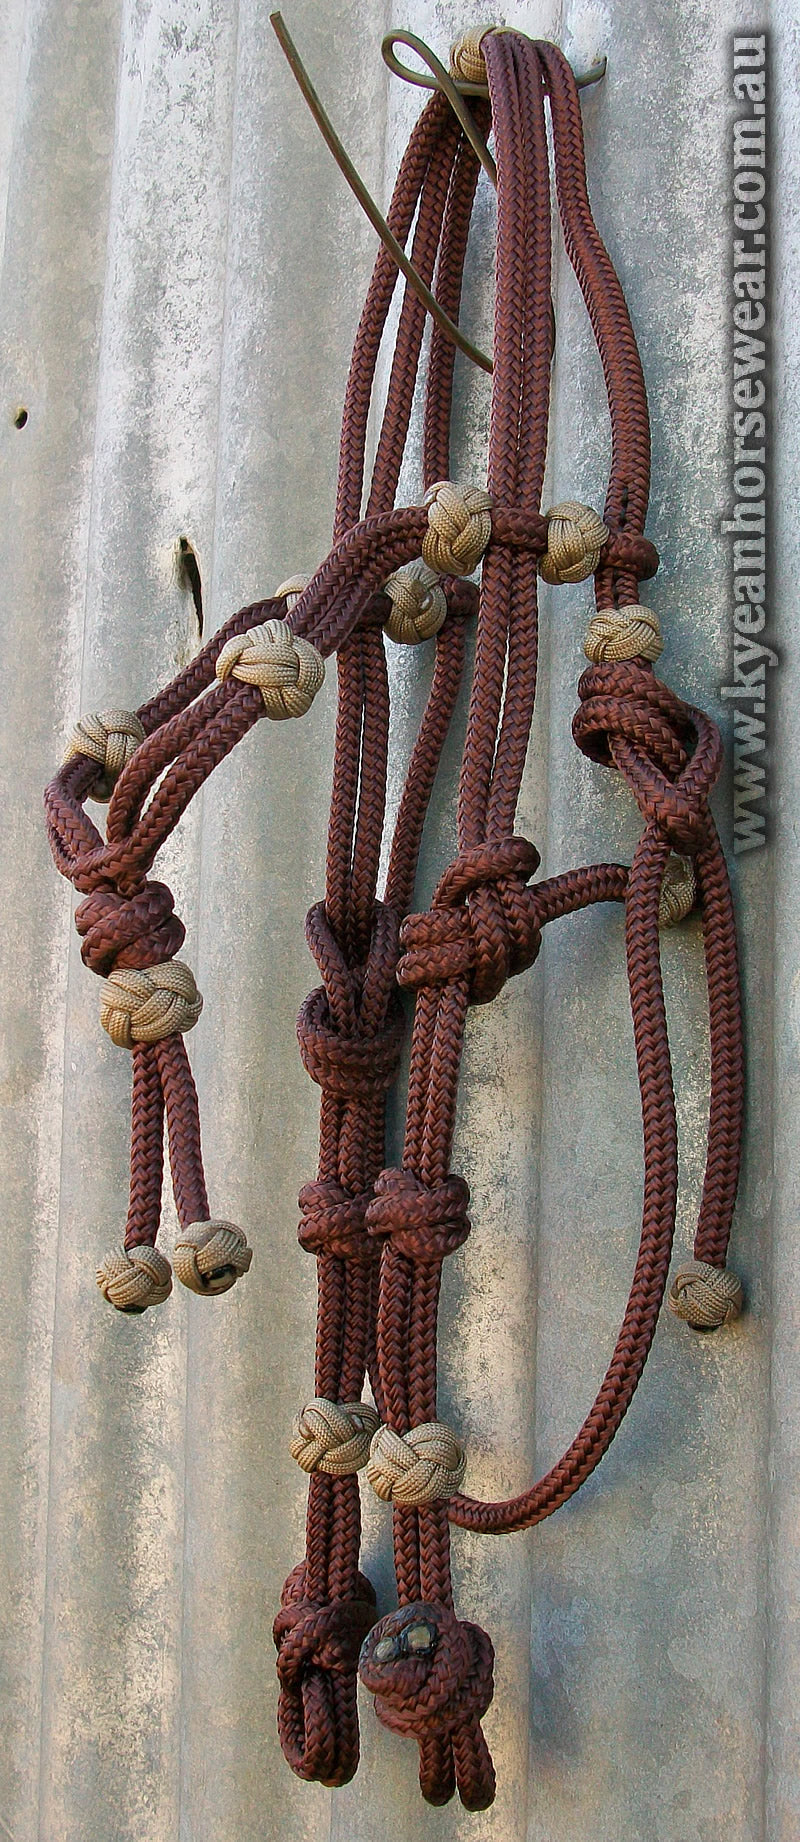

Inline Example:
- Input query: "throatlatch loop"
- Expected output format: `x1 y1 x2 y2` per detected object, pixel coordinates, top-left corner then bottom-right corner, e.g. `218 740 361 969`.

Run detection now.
42 20 745 1816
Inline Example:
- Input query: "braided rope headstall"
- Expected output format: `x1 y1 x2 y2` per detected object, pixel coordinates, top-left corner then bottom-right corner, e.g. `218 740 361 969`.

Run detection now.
43 28 745 1813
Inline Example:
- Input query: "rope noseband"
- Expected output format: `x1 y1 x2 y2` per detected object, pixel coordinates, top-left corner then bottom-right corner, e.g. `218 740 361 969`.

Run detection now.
44 27 744 1812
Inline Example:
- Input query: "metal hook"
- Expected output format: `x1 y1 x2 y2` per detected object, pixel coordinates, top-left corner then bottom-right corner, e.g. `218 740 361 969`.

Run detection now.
383 31 497 185
270 12 493 373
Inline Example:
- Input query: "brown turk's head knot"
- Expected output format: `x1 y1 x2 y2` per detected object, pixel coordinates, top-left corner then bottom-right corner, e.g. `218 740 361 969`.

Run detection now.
365 1169 471 1263
358 1603 494 1734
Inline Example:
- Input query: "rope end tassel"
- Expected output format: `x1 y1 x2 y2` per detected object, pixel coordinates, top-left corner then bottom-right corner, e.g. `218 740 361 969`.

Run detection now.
43 17 746 1816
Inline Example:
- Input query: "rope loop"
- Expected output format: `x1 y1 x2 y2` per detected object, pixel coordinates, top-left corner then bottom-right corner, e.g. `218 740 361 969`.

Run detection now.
359 1603 496 1810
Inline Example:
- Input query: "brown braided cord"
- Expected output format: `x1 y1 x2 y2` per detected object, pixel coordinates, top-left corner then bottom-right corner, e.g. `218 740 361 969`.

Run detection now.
41 26 745 1815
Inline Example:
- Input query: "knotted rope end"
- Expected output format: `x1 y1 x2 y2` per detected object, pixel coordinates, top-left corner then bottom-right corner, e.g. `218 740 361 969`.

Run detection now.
97 1243 173 1313
668 1259 743 1328
173 1219 253 1295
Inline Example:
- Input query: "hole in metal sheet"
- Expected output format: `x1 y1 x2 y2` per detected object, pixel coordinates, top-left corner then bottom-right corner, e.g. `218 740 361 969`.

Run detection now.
177 536 203 635
13 407 28 429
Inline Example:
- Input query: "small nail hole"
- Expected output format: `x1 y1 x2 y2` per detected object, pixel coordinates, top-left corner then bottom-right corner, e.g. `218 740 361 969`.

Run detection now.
177 536 203 635
13 407 28 429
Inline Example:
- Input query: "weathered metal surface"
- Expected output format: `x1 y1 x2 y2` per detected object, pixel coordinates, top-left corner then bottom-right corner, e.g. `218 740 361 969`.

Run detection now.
0 1 789 1837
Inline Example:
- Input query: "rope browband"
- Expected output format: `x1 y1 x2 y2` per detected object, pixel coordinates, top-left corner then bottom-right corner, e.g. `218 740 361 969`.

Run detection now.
43 27 744 1813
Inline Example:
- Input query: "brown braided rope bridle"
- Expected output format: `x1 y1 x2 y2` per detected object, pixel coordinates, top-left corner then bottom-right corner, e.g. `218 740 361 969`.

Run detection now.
43 28 744 1814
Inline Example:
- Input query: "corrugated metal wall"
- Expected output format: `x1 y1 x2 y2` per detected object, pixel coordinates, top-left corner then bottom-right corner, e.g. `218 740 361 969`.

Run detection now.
0 2 795 1837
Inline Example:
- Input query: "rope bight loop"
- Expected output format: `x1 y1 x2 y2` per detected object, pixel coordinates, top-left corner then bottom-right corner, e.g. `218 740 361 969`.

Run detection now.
43 25 744 1813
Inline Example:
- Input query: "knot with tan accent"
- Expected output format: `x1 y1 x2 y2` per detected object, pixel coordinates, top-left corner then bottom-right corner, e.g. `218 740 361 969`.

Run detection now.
290 1398 380 1475
216 617 325 719
173 1220 253 1295
539 500 609 584
421 480 493 576
64 708 145 801
668 1259 743 1328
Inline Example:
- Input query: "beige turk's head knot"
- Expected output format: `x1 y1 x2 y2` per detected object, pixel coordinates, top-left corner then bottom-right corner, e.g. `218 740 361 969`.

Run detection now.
583 604 663 665
659 855 697 929
539 501 609 585
100 959 202 1049
366 1420 467 1505
64 708 145 801
172 1220 252 1295
421 481 493 578
290 1397 380 1476
383 560 447 644
273 574 311 611
668 1259 743 1329
449 27 493 85
215 618 325 719
97 1243 172 1313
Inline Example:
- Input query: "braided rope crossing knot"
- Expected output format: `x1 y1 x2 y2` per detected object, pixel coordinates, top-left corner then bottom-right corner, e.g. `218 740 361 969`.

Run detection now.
398 836 541 1003
274 1562 377 1788
216 618 325 718
366 1421 467 1504
100 959 202 1048
64 708 145 801
290 1399 380 1475
668 1259 743 1328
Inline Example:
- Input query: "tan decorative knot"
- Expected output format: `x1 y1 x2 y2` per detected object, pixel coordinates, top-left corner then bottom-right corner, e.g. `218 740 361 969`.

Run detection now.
421 481 493 578
64 709 145 801
366 1420 467 1505
584 603 663 664
173 1220 253 1295
97 1243 172 1313
659 855 697 929
668 1259 743 1329
290 1398 381 1476
449 26 493 84
274 573 311 611
383 560 447 644
215 618 325 719
539 501 609 585
100 959 203 1049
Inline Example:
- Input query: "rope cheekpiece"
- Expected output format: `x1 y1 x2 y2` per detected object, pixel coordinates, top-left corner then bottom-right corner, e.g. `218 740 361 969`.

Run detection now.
43 24 746 1813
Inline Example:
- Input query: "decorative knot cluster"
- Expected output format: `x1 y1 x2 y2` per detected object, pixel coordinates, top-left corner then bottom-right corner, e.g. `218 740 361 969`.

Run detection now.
668 1259 743 1328
100 958 202 1048
172 1220 252 1295
297 1181 373 1262
96 1242 172 1313
449 27 492 86
398 835 541 1004
75 880 185 977
539 501 609 585
421 481 493 577
583 603 663 664
359 1601 494 1760
366 1420 467 1505
383 560 447 643
290 1398 380 1475
365 1169 471 1263
216 618 325 719
659 855 696 929
64 708 145 801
